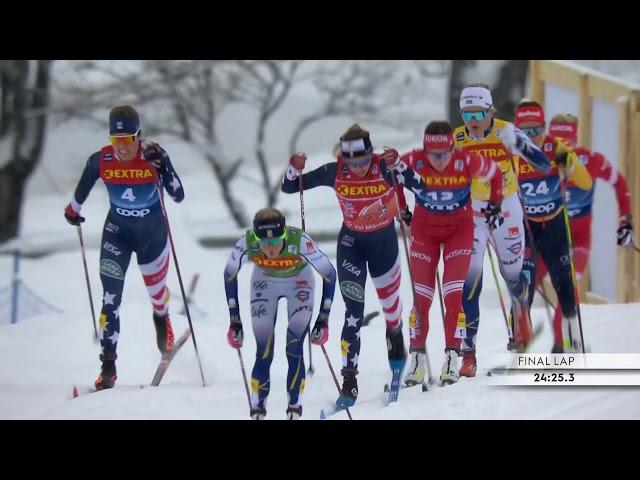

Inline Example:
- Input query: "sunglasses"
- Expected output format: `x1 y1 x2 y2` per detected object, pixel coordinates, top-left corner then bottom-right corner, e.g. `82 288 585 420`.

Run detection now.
259 233 285 247
520 126 545 138
461 110 489 122
427 150 453 162
343 154 372 169
109 129 140 145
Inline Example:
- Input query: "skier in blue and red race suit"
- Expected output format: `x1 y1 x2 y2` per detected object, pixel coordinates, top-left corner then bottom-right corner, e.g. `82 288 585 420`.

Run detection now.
512 101 593 352
281 123 430 408
537 113 634 351
64 105 185 390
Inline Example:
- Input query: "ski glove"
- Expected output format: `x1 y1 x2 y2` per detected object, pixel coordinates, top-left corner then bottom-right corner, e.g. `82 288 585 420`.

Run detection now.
617 216 635 247
555 142 572 168
482 201 504 231
64 204 85 226
399 207 412 227
310 313 329 346
142 141 166 171
227 318 243 349
290 152 307 171
497 124 524 153
381 147 402 171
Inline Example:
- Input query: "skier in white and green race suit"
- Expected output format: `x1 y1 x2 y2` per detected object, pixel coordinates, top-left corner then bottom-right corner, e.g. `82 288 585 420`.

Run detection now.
223 207 336 420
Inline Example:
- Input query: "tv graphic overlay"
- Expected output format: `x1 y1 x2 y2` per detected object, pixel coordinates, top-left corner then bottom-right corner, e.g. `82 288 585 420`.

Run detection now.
485 354 640 386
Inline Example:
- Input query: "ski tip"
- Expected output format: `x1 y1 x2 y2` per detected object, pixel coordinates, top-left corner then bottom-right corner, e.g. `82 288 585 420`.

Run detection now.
72 385 79 398
362 311 380 326
421 383 429 392
383 383 390 393
320 409 327 420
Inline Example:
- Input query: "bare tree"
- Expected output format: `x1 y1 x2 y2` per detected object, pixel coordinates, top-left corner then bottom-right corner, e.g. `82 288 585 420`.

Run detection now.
0 60 52 243
214 60 302 206
448 60 477 125
288 60 450 156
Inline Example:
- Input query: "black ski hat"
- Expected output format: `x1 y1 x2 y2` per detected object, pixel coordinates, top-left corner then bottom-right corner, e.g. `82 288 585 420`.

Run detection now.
253 214 286 239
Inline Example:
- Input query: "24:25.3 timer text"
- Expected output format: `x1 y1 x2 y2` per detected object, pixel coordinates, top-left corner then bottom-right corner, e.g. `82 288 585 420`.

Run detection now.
533 372 575 382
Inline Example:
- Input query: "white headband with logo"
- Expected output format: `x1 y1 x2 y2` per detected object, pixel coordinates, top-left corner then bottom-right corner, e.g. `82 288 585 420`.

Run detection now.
459 87 493 110
341 138 367 155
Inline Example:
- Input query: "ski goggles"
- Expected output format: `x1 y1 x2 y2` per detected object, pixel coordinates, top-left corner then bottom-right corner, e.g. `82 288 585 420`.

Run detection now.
461 110 489 122
343 153 372 169
520 125 545 138
427 150 453 162
109 129 140 145
258 232 286 247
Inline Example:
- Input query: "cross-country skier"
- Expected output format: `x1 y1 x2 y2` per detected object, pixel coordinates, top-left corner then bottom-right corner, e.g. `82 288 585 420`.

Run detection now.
281 124 430 408
395 120 503 384
223 208 336 420
536 113 635 350
64 105 185 390
454 83 551 375
513 103 594 352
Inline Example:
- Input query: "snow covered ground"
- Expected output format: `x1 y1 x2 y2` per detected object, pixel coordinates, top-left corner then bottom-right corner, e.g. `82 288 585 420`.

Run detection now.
2 197 639 419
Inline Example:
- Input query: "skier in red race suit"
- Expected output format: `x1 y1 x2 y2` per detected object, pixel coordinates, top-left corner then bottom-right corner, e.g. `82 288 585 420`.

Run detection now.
396 121 503 384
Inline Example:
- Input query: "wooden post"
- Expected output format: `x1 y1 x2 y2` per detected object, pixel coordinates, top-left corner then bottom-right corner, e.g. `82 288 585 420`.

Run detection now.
628 94 640 302
577 73 592 301
616 97 629 302
530 61 640 304
529 60 544 104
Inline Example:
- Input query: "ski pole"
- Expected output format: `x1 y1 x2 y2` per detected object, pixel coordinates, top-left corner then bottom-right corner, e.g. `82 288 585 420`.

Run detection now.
320 344 353 420
386 148 435 385
486 242 511 335
236 349 252 409
155 177 207 386
297 170 315 376
558 166 586 353
76 225 99 342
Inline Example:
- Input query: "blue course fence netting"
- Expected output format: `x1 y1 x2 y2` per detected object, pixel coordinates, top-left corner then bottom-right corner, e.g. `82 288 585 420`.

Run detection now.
0 250 63 325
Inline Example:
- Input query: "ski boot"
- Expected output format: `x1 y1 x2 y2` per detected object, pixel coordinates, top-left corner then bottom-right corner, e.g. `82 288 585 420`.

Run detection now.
153 311 175 355
250 406 267 420
386 325 407 372
403 350 426 386
336 368 358 409
440 347 460 386
95 353 117 391
286 405 303 420
459 348 477 378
